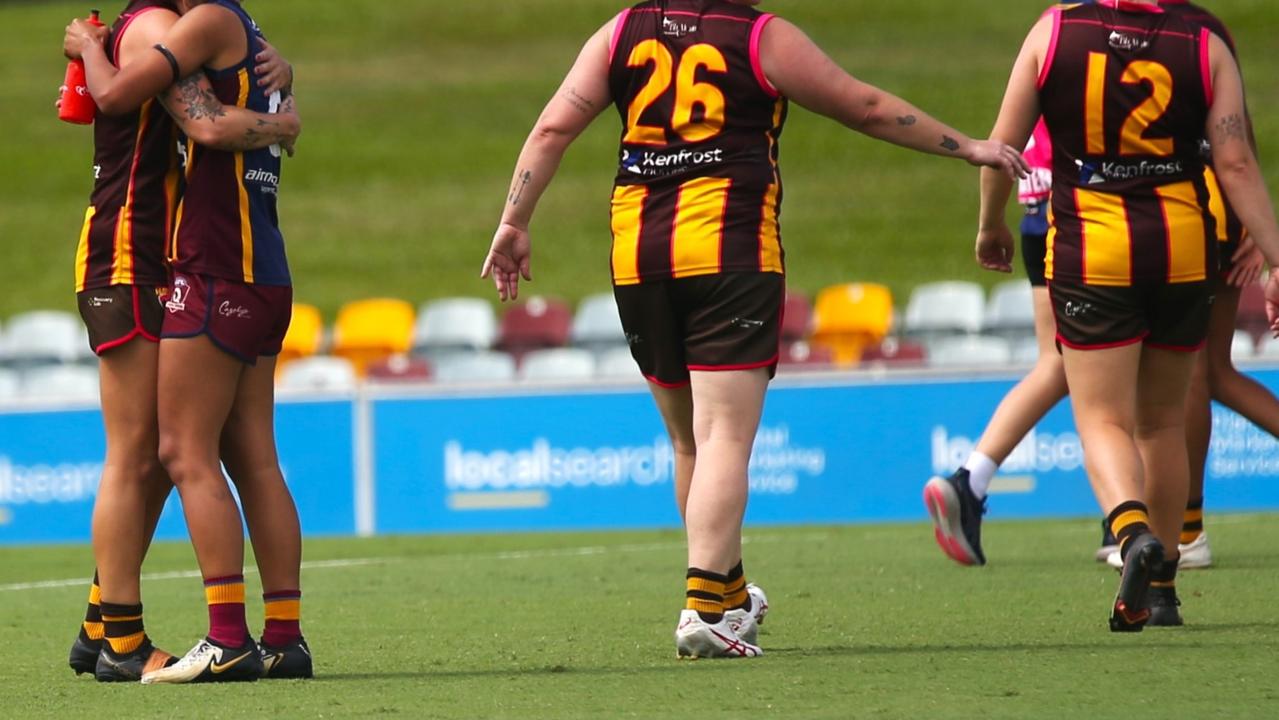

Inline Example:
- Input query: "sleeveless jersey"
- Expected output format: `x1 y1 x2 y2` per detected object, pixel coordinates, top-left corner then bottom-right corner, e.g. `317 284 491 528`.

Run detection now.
607 0 787 286
1040 1 1216 287
76 0 181 292
171 0 289 286
1159 0 1244 249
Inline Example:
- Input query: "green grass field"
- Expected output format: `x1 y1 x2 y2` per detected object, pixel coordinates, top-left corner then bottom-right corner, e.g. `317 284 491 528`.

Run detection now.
2 518 1278 718
2 0 1278 320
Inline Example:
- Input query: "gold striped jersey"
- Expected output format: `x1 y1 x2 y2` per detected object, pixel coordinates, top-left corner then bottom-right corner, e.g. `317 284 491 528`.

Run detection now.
607 1 787 286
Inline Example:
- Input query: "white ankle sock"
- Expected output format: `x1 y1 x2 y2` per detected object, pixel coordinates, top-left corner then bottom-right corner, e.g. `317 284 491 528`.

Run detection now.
962 451 998 499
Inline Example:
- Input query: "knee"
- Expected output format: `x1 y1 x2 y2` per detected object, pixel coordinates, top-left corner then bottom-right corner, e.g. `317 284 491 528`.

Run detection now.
156 432 201 486
669 434 696 459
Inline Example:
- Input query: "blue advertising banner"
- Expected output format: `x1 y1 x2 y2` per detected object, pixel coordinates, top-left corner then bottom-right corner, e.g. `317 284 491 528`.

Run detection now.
0 398 356 545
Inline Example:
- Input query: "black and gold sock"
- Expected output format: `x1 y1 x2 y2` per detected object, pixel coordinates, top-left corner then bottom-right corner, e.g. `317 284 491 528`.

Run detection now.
686 568 728 624
1181 499 1204 545
1107 500 1151 560
724 561 750 611
100 602 146 657
80 571 104 643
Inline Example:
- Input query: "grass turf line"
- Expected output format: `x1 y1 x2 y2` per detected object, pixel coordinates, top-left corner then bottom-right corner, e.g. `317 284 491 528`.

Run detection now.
1 519 1277 718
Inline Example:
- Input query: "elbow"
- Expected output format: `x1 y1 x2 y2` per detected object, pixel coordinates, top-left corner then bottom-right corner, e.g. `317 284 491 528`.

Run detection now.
94 88 130 116
1213 154 1255 183
181 122 222 149
529 121 577 151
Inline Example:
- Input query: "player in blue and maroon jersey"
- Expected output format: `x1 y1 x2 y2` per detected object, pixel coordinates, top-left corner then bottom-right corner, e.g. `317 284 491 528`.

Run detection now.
61 0 297 682
66 0 308 682
482 0 1026 658
979 0 1279 631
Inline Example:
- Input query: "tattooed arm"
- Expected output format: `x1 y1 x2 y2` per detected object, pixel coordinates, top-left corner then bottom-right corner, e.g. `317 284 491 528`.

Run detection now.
160 73 301 154
757 17 1026 177
481 17 613 301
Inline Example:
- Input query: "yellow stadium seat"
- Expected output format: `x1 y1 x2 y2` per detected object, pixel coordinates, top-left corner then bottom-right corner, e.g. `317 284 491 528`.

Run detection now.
277 303 324 371
810 283 894 366
331 298 416 376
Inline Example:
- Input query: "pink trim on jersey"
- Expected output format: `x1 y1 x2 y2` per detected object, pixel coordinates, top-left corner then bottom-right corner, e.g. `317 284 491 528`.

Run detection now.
1062 18 1193 39
625 8 752 24
1019 119 1053 205
112 5 169 64
750 14 779 98
1199 27 1214 107
1038 6 1063 90
609 9 631 65
1098 0 1164 12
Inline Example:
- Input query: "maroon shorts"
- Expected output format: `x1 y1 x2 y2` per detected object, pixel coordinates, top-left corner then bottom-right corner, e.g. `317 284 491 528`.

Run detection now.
161 273 293 364
77 284 169 355
613 273 784 387
1049 280 1212 353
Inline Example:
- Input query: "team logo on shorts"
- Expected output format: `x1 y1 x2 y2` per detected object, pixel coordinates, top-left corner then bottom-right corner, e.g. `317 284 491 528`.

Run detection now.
1064 301 1095 319
166 276 190 313
218 302 252 320
87 296 114 308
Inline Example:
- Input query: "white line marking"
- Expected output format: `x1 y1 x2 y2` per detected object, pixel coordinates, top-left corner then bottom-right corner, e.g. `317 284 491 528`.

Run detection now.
0 557 388 593
491 533 828 561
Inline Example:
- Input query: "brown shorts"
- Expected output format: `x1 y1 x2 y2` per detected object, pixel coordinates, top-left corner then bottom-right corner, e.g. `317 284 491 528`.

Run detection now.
161 273 293 364
613 273 784 387
77 284 168 355
1049 280 1212 352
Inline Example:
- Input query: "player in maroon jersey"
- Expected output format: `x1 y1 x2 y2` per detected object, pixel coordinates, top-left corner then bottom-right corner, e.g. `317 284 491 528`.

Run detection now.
61 0 298 682
482 0 1026 658
978 0 1279 631
66 0 308 682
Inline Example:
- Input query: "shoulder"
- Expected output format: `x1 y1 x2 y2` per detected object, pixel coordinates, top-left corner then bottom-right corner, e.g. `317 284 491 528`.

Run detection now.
117 7 179 48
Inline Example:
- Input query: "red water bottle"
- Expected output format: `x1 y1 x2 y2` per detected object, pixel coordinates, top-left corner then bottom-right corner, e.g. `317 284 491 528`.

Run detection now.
58 9 105 125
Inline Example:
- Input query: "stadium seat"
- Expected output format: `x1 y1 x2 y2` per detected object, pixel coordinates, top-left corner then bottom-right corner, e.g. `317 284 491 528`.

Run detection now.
983 279 1036 337
496 296 573 358
595 346 640 381
1231 330 1256 360
519 348 596 383
1256 334 1279 359
779 340 834 369
571 293 627 351
905 281 986 339
432 350 517 384
365 354 432 384
1236 280 1269 343
809 283 894 366
277 356 359 392
331 298 415 375
278 303 324 369
0 368 20 402
927 335 1012 368
413 297 498 358
859 338 926 367
19 364 100 402
2 310 88 367
1010 337 1042 365
781 290 814 342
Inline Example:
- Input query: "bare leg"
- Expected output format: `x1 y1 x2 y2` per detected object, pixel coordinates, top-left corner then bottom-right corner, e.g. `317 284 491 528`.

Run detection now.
156 336 245 581
220 356 302 595
647 382 696 519
1136 346 1196 557
1206 286 1279 437
1061 344 1143 513
92 338 172 606
684 369 769 574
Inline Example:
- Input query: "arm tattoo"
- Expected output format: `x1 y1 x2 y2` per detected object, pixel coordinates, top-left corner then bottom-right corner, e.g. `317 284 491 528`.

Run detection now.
562 87 596 114
940 135 960 152
509 170 533 205
172 74 227 121
896 115 917 126
1212 113 1247 144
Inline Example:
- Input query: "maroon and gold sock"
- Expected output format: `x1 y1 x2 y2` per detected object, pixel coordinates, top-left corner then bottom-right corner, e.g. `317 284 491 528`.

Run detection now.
100 601 146 656
1107 500 1151 560
261 590 302 647
204 575 249 648
1181 499 1204 546
80 571 104 643
686 568 727 624
724 561 750 612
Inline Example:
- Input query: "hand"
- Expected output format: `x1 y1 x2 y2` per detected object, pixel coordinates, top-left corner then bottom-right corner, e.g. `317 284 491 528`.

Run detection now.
976 223 1015 273
1226 230 1264 289
63 18 108 60
966 139 1030 180
480 223 532 302
1266 268 1279 337
255 39 294 94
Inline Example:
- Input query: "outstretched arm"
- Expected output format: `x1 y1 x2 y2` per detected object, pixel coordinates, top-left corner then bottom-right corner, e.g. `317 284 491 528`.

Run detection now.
481 18 614 302
758 17 1028 176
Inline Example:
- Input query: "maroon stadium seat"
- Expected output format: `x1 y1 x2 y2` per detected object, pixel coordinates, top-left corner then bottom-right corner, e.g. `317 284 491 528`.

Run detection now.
779 340 833 369
365 354 433 383
497 296 573 358
860 337 927 367
1236 281 1269 343
781 290 814 342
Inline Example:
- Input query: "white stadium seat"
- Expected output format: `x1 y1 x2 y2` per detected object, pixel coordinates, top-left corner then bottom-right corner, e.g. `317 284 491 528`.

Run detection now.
432 350 517 384
519 348 596 383
571 293 627 351
927 335 1013 368
19 365 100 402
1009 336 1042 365
595 346 640 381
0 368 20 401
1231 330 1256 360
413 298 497 357
983 280 1036 336
1256 335 1279 359
905 281 986 337
277 356 359 392
3 310 89 365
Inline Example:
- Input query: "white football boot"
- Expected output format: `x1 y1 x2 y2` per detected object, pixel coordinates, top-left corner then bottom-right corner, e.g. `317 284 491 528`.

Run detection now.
724 583 769 644
674 610 762 659
1109 532 1212 571
140 637 262 684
